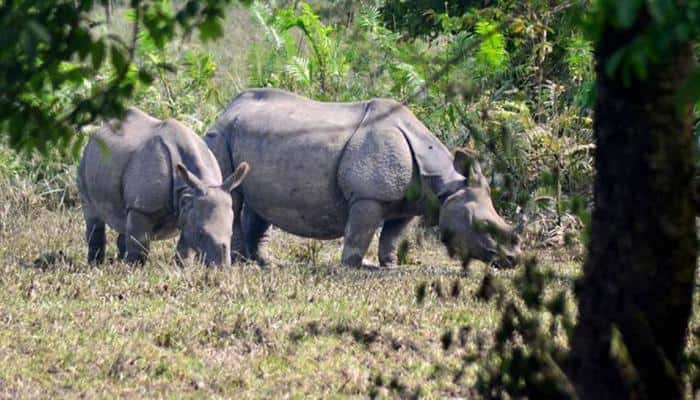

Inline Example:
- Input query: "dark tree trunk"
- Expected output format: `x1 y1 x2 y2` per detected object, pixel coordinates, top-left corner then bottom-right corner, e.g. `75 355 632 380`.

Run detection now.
568 17 697 400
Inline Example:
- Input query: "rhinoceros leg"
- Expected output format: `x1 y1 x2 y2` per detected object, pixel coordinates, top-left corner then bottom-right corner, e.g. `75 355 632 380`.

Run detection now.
117 233 127 260
341 199 384 267
378 217 413 267
230 193 246 262
242 206 271 266
124 210 152 264
85 216 106 265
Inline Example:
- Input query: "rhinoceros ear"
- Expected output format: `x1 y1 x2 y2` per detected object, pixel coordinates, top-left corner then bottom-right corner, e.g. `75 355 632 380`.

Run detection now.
452 148 473 177
222 162 250 193
453 148 488 189
176 164 207 194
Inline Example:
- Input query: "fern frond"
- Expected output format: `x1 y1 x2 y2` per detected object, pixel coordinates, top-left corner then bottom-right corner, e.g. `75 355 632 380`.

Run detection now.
285 56 312 88
475 20 509 75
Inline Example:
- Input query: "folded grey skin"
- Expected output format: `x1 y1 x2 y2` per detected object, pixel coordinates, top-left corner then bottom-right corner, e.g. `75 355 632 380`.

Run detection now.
77 107 249 266
204 88 521 268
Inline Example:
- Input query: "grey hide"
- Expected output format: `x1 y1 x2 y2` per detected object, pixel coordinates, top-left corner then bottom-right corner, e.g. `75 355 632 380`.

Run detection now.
205 88 521 268
77 107 250 266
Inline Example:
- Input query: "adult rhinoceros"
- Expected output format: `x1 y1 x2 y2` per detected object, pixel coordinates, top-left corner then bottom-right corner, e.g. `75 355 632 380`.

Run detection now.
77 107 249 266
204 88 522 268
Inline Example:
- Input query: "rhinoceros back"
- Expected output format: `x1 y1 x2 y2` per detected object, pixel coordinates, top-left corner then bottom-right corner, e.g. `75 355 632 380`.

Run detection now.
212 89 369 238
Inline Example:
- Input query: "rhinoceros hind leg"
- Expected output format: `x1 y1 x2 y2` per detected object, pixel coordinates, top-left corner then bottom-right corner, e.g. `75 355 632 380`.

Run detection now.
85 217 106 265
117 233 127 260
341 199 384 267
379 217 413 267
124 210 152 264
242 206 271 266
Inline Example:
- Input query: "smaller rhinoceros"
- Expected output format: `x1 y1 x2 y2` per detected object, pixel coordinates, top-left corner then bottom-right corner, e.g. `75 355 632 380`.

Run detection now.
77 107 250 266
204 88 522 268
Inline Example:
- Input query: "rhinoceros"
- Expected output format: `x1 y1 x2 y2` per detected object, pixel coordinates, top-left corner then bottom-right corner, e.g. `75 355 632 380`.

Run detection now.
77 107 250 266
204 88 522 267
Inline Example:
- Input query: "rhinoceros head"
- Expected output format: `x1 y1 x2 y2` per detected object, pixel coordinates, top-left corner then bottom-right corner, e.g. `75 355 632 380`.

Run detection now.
175 162 250 266
438 149 523 268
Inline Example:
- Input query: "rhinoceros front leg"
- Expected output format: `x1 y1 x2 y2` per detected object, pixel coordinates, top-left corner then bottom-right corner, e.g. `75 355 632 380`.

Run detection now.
124 210 153 264
84 216 106 265
378 217 413 267
242 206 271 266
230 193 246 262
117 233 127 260
341 199 384 267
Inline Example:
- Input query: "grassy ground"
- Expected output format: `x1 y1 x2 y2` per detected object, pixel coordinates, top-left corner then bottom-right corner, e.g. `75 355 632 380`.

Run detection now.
0 4 697 397
0 6 585 397
0 166 591 398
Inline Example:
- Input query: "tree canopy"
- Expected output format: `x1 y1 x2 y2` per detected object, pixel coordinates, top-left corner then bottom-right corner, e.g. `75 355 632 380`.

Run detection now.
0 0 235 153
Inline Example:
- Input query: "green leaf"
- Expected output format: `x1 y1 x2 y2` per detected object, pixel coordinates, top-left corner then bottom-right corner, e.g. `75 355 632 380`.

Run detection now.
0 1 236 153
137 68 154 84
26 20 50 43
612 0 643 28
91 40 106 70
474 20 509 75
110 46 129 75
74 28 92 60
199 16 224 42
605 48 626 78
677 67 700 109
648 0 677 25
124 8 137 22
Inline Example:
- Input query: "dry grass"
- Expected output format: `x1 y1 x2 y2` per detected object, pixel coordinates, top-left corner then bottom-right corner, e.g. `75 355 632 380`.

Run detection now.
0 167 592 398
0 160 698 398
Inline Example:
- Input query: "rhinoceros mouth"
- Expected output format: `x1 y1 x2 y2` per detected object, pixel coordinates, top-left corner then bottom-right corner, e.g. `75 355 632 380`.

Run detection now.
491 259 515 269
490 253 519 269
479 248 518 269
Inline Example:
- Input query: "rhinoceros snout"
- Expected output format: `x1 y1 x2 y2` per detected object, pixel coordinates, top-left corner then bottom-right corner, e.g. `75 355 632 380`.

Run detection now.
219 243 231 267
186 242 230 267
203 243 231 267
492 246 522 269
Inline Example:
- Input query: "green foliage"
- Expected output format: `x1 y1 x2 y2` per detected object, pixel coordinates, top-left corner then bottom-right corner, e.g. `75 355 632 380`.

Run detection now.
565 34 595 107
0 0 233 153
477 258 577 398
0 141 80 211
585 0 700 84
565 35 594 84
275 2 343 93
247 1 347 97
380 0 472 38
120 7 225 132
474 20 509 75
289 240 323 265
396 239 411 265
